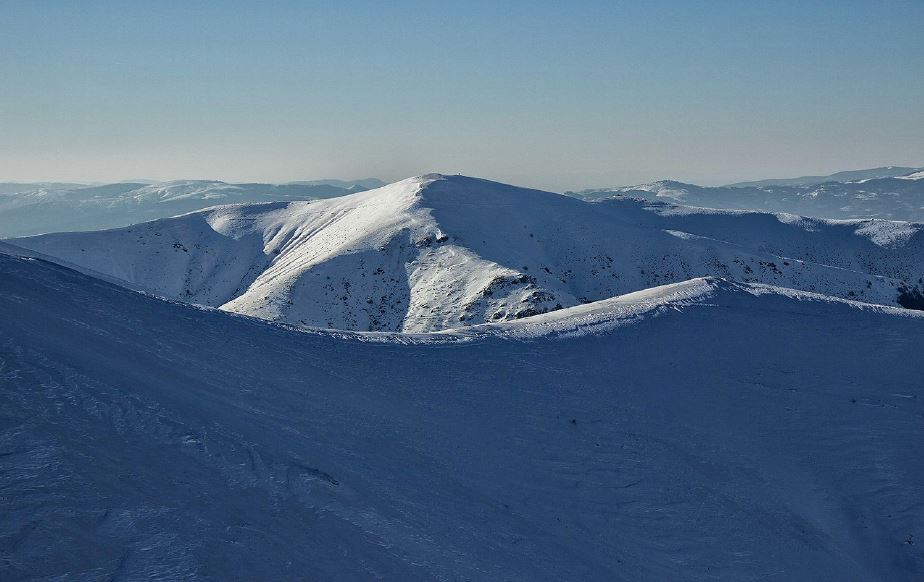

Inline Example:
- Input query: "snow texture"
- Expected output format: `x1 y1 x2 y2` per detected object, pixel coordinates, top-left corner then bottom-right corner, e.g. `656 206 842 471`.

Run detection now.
1 249 922 580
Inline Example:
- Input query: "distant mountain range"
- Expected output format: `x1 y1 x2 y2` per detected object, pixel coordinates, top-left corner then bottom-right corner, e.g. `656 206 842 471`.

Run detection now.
5 168 924 239
0 181 87 194
726 166 922 187
0 179 381 238
286 178 386 189
567 166 924 222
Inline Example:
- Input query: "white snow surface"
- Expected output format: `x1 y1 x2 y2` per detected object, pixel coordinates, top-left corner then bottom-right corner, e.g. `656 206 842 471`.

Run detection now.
11 175 924 332
1 250 922 580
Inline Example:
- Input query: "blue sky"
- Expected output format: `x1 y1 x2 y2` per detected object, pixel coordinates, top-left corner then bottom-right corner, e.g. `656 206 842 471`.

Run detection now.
1 0 922 189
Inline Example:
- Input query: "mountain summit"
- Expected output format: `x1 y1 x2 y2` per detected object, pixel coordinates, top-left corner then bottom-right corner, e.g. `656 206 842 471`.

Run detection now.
12 174 924 332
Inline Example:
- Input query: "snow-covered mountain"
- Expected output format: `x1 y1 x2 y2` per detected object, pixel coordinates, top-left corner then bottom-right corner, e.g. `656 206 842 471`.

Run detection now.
12 174 924 333
568 169 924 222
0 180 369 238
727 165 922 187
2 248 922 580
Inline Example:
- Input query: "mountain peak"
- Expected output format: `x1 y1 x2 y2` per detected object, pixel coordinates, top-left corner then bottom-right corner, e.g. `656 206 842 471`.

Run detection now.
13 173 924 333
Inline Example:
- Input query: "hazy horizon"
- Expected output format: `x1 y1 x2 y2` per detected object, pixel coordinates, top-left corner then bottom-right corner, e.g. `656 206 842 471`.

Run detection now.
3 1 923 191
2 163 924 193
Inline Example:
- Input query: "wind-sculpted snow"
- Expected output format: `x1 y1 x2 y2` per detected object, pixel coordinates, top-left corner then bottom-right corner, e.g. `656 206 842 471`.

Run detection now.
1 251 922 580
13 174 924 332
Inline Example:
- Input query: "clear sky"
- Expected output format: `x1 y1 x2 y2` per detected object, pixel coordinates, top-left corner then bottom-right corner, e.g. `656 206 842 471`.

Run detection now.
2 0 922 190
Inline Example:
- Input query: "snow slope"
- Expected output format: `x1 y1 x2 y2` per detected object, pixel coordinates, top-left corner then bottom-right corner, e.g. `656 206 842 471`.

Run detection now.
593 197 924 305
569 171 924 222
0 240 146 293
0 180 363 238
13 175 924 332
1 250 922 580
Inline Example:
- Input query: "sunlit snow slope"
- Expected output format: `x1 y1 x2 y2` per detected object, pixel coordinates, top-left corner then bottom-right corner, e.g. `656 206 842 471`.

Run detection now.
13 174 924 332
1 251 922 580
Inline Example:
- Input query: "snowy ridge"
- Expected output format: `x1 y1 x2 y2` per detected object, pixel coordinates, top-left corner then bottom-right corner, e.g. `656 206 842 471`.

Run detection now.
1 250 922 580
178 276 922 347
446 277 924 341
13 174 924 332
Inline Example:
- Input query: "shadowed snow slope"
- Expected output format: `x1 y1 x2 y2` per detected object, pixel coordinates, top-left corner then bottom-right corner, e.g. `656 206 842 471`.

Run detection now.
13 174 924 332
1 251 923 580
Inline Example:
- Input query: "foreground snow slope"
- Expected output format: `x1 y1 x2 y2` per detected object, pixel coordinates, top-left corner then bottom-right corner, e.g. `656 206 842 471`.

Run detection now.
13 175 924 332
1 251 923 580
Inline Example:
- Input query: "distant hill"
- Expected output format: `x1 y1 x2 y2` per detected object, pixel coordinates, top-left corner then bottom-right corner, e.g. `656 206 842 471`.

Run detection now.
286 178 387 189
0 181 86 194
568 169 924 222
727 166 922 187
0 180 372 237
